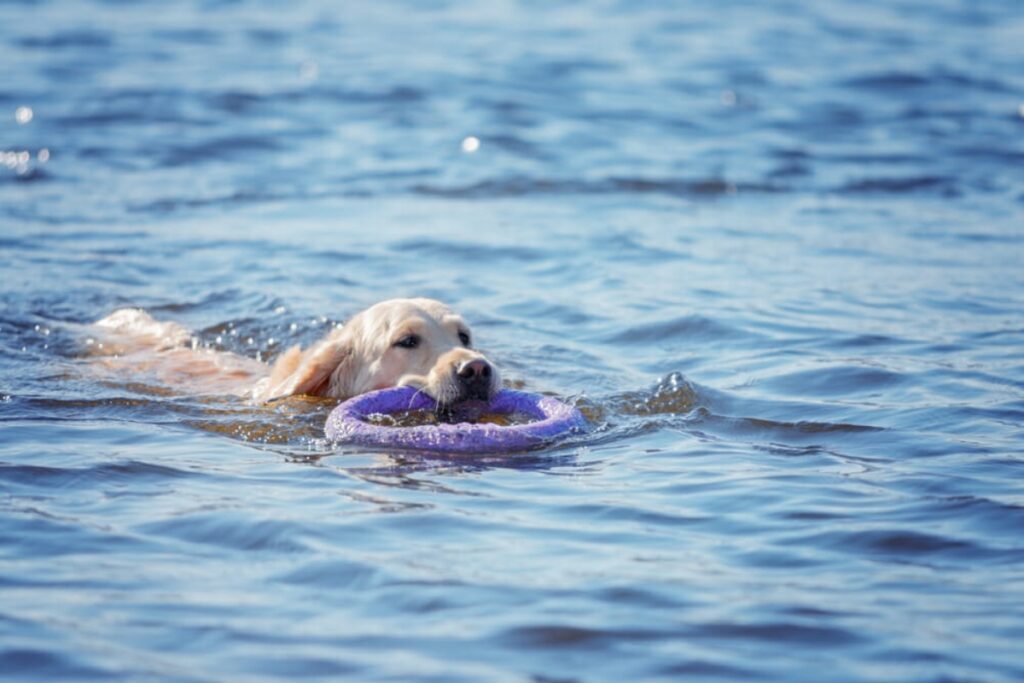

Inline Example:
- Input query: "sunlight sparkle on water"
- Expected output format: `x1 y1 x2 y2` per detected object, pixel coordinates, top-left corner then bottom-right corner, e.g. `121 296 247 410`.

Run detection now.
461 136 480 153
2 151 28 168
15 106 33 124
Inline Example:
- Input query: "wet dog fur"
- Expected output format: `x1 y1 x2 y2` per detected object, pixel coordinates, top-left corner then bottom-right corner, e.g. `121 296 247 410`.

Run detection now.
92 298 500 413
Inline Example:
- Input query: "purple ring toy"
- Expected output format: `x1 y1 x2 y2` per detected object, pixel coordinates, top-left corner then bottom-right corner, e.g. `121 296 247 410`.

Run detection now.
325 386 587 453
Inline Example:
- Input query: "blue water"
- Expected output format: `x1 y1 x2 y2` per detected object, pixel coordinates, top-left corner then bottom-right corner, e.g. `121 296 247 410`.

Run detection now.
3 1 1024 680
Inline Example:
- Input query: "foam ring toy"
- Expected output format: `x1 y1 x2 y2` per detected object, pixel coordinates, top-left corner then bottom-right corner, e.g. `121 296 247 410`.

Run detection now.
325 386 587 453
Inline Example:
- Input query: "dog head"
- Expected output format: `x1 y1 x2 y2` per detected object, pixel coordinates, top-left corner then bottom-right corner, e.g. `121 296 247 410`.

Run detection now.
257 298 500 410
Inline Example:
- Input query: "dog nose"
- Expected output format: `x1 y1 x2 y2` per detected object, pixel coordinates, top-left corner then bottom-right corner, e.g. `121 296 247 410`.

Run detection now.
457 359 492 382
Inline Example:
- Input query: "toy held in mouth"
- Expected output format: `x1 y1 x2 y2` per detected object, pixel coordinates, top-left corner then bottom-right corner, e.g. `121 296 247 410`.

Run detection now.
324 386 587 453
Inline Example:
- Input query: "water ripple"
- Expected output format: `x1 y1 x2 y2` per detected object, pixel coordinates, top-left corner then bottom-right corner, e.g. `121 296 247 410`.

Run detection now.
3 0 1023 680
412 176 783 199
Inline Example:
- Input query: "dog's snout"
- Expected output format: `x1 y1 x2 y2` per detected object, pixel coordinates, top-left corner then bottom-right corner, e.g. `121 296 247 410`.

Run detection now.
457 359 491 381
455 358 494 401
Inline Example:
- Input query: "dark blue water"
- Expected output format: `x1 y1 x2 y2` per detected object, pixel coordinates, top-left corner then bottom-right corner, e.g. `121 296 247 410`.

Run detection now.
3 1 1024 681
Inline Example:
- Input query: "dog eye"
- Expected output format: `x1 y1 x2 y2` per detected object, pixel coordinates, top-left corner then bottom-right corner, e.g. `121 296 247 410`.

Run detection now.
458 331 471 346
395 334 420 349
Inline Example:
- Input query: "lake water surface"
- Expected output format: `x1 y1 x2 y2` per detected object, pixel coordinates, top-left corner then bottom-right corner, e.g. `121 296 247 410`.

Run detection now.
2 1 1024 681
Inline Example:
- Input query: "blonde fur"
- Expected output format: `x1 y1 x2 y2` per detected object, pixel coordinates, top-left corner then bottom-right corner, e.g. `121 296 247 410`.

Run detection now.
93 298 500 407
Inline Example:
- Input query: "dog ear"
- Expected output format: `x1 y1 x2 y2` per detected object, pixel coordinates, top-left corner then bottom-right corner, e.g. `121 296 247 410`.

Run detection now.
258 328 355 402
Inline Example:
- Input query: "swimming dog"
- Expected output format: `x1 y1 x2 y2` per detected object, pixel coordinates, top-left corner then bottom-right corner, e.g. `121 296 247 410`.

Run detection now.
93 298 500 413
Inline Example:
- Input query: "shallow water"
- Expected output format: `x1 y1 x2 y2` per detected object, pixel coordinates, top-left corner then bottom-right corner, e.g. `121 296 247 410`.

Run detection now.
2 0 1024 681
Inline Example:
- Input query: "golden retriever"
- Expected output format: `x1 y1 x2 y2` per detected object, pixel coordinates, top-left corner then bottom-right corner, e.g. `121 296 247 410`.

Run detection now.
92 298 500 414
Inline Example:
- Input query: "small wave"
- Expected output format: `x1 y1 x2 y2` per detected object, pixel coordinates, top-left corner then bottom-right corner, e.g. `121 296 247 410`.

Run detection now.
0 648 111 680
497 300 604 326
135 513 310 553
657 660 759 679
603 316 750 346
202 84 426 114
0 460 195 488
499 624 661 649
689 620 863 646
128 187 367 213
845 69 1013 94
844 71 934 90
723 415 882 436
275 558 382 588
128 173 784 214
481 133 554 160
151 28 220 45
560 502 708 527
412 176 784 199
316 84 426 104
245 28 288 46
828 334 910 350
804 528 990 562
17 30 113 49
56 110 192 129
594 233 690 262
895 494 1024 539
759 364 908 398
393 238 546 263
157 135 282 168
839 175 957 195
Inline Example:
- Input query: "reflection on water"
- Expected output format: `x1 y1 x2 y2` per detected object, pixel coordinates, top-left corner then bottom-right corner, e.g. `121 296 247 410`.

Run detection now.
3 0 1024 681
366 407 537 428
